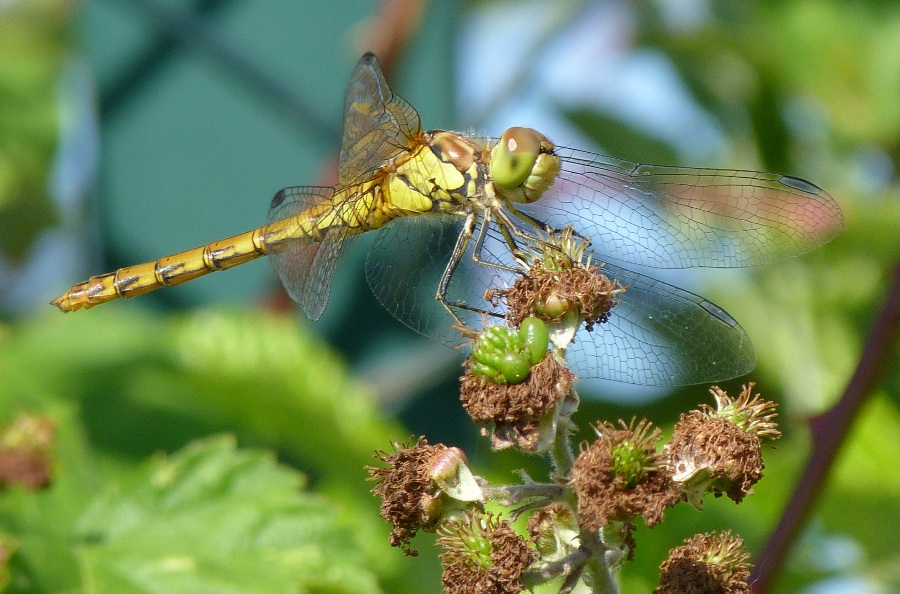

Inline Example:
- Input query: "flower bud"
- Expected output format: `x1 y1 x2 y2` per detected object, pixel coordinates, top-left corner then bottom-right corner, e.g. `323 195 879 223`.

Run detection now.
470 318 549 385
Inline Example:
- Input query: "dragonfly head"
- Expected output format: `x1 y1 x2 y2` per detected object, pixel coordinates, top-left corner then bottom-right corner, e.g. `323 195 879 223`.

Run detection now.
490 127 561 204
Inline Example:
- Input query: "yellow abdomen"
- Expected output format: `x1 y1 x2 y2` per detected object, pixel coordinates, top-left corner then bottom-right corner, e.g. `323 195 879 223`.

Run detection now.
51 140 470 313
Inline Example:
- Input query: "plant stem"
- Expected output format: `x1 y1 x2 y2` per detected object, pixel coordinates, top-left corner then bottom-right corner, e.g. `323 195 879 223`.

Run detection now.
751 262 900 592
482 482 564 504
550 348 578 476
581 529 619 594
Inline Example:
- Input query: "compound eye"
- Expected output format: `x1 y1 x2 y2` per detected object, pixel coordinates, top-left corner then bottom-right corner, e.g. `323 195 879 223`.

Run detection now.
491 127 541 190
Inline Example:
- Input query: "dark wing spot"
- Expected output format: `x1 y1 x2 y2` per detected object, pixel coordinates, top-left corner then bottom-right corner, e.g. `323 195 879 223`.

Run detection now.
778 175 822 195
270 190 287 209
700 300 740 328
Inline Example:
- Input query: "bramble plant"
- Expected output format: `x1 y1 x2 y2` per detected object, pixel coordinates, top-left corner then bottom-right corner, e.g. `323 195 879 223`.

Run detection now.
368 229 781 594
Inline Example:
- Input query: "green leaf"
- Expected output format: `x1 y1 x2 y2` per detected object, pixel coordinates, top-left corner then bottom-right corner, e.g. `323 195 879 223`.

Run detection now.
74 435 380 594
0 308 423 591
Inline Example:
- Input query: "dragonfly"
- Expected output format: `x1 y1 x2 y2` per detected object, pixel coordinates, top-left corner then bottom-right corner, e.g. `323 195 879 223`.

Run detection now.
52 53 843 386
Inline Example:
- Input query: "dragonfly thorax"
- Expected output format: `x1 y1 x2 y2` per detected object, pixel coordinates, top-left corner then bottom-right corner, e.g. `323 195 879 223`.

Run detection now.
390 130 492 214
429 130 480 172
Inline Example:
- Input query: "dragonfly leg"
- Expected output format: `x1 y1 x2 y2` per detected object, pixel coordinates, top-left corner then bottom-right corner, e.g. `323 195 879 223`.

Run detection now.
468 210 525 273
504 203 582 248
494 208 553 259
494 206 588 267
435 212 477 327
504 202 592 245
504 202 553 233
433 211 523 328
435 207 582 329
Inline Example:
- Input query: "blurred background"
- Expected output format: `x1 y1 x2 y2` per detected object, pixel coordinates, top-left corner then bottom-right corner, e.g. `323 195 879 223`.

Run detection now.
0 0 898 592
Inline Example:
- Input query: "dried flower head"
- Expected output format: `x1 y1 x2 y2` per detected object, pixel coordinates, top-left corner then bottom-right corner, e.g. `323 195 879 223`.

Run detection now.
438 511 537 594
571 419 681 534
655 531 752 594
461 350 576 452
667 383 780 506
486 227 626 346
367 436 483 555
0 414 55 490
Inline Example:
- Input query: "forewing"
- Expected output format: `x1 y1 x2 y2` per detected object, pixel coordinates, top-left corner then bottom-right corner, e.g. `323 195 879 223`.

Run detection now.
365 207 758 385
339 53 422 186
264 186 348 321
519 147 844 269
567 263 755 385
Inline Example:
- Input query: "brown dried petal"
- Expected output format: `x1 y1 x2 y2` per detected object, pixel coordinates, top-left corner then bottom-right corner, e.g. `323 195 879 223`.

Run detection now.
367 436 455 555
571 421 680 533
460 354 575 452
668 411 764 504
440 513 537 594
0 449 52 490
655 531 752 594
487 262 625 331
0 415 55 490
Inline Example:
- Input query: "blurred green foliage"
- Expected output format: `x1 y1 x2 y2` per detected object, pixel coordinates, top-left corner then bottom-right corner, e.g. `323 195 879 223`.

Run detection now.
0 1 74 260
0 0 898 592
645 0 898 157
73 436 379 593
0 308 439 593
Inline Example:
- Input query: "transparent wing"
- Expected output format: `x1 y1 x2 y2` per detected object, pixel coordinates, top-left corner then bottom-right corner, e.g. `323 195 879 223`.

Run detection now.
338 53 422 186
518 146 844 269
264 54 422 320
365 214 754 386
566 263 754 386
264 186 348 321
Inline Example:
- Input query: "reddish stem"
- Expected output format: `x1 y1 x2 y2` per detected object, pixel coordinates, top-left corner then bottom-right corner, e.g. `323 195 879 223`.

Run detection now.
752 263 900 592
